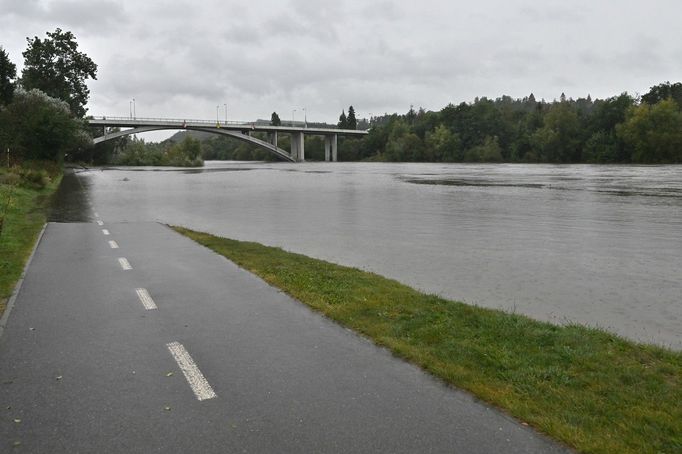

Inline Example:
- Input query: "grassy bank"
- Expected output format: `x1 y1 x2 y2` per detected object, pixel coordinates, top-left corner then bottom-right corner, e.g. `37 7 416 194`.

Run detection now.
173 226 681 454
0 165 62 316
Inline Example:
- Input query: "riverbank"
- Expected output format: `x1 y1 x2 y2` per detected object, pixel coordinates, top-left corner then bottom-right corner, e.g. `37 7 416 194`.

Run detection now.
0 165 62 316
174 226 681 454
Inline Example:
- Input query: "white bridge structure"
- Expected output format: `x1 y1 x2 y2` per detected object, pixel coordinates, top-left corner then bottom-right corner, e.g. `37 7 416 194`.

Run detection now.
88 117 368 162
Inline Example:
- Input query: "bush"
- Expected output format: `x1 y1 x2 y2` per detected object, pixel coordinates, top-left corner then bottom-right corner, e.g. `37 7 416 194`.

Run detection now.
18 168 50 189
0 173 21 185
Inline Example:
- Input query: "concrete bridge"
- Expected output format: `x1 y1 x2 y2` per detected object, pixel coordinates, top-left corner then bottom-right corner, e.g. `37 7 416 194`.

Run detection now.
88 117 368 162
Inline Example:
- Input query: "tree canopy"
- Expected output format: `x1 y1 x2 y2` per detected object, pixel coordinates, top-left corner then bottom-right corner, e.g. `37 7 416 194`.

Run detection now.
641 81 682 109
0 88 90 162
347 106 357 130
271 111 281 126
338 110 347 129
0 46 17 106
335 81 682 164
21 28 97 117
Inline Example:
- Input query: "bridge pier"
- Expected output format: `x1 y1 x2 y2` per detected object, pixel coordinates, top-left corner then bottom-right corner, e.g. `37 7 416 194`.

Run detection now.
325 134 338 162
291 132 305 162
268 131 278 148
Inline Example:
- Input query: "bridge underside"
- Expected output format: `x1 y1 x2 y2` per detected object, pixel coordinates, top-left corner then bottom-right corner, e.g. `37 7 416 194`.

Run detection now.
93 126 301 162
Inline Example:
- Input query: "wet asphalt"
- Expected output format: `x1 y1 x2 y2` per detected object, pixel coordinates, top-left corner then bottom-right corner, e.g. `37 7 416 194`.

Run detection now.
0 183 571 453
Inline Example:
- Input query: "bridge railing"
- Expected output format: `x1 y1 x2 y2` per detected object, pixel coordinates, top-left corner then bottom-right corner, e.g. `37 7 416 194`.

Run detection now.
90 116 258 126
90 116 339 129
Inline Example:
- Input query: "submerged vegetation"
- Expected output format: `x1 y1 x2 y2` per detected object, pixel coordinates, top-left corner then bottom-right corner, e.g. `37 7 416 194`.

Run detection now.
174 226 682 454
112 135 204 167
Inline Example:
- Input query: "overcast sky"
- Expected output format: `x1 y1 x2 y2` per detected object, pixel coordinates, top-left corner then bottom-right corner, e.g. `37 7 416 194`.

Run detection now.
1 0 681 126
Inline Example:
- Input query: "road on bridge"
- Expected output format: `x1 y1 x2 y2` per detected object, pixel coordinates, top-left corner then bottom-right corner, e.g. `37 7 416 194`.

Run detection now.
0 218 569 452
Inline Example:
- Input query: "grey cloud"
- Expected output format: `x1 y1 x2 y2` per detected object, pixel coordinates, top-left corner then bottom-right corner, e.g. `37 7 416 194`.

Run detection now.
0 0 127 34
0 0 43 17
6 0 678 124
223 25 264 45
45 0 126 30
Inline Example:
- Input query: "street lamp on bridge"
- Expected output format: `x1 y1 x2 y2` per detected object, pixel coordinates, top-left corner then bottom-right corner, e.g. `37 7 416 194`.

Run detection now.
224 103 227 124
292 109 296 126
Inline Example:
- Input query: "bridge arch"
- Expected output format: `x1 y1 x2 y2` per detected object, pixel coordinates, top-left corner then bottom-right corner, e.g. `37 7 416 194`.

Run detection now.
93 126 295 162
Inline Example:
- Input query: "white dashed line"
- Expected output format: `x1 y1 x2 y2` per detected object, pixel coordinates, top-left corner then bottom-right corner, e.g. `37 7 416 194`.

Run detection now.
166 342 217 401
102 229 110 236
135 288 158 310
118 257 132 270
97 220 104 226
108 240 119 249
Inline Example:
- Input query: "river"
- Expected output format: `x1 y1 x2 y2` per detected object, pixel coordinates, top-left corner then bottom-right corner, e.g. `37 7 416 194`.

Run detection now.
54 162 682 349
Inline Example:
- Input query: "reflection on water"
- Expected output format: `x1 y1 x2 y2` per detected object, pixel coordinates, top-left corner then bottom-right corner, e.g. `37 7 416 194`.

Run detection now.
55 162 682 349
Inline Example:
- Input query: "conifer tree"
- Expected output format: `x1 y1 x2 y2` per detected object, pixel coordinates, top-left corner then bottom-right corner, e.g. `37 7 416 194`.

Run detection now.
338 110 348 129
0 46 16 106
347 105 357 130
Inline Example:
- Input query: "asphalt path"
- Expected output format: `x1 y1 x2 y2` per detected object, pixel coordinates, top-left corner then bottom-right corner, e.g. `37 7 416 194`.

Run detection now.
0 220 570 453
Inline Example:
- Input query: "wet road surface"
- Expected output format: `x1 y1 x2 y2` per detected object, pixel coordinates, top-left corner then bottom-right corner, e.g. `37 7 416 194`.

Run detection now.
0 219 570 453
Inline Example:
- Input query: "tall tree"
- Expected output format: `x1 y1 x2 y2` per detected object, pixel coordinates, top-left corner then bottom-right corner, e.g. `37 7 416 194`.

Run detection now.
641 81 682 109
338 110 348 129
347 105 357 130
617 99 682 163
21 28 97 117
0 88 90 162
0 46 17 105
271 111 281 126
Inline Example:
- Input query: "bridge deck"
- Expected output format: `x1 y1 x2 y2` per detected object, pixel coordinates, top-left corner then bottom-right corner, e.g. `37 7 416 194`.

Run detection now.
88 117 368 136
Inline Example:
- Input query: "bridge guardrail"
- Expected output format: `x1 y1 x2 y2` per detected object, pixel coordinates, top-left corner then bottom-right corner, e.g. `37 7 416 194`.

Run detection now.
90 116 340 129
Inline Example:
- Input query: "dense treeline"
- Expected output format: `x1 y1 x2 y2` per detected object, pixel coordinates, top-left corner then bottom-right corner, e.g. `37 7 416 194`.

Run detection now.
339 82 682 163
0 31 95 165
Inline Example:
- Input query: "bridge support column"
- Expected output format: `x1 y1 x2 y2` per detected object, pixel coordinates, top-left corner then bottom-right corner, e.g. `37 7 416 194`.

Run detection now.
325 134 338 162
268 131 278 147
291 132 305 162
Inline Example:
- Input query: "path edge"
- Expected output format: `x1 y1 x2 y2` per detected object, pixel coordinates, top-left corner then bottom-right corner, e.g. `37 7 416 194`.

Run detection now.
0 223 48 340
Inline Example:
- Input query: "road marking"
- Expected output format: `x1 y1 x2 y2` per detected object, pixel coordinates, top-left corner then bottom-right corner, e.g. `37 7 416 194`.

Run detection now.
135 288 158 310
118 257 132 270
97 220 104 226
102 229 110 236
166 342 217 401
108 240 119 249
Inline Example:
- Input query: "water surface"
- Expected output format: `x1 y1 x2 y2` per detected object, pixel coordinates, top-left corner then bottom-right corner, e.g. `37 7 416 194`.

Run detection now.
63 162 682 349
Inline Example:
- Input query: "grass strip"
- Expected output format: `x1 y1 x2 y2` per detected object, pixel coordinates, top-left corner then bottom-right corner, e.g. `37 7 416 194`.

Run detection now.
173 226 681 454
0 169 62 316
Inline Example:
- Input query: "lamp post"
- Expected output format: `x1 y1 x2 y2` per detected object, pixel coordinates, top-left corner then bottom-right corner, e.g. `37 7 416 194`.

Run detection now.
224 103 227 124
292 109 296 125
303 107 307 128
129 101 132 119
216 105 219 124
132 98 136 119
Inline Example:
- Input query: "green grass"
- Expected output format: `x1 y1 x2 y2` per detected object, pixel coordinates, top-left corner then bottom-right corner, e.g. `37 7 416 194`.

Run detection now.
173 226 682 454
0 167 61 315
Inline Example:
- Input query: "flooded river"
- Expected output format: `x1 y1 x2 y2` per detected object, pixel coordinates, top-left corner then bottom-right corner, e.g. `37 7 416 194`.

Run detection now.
54 162 682 349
